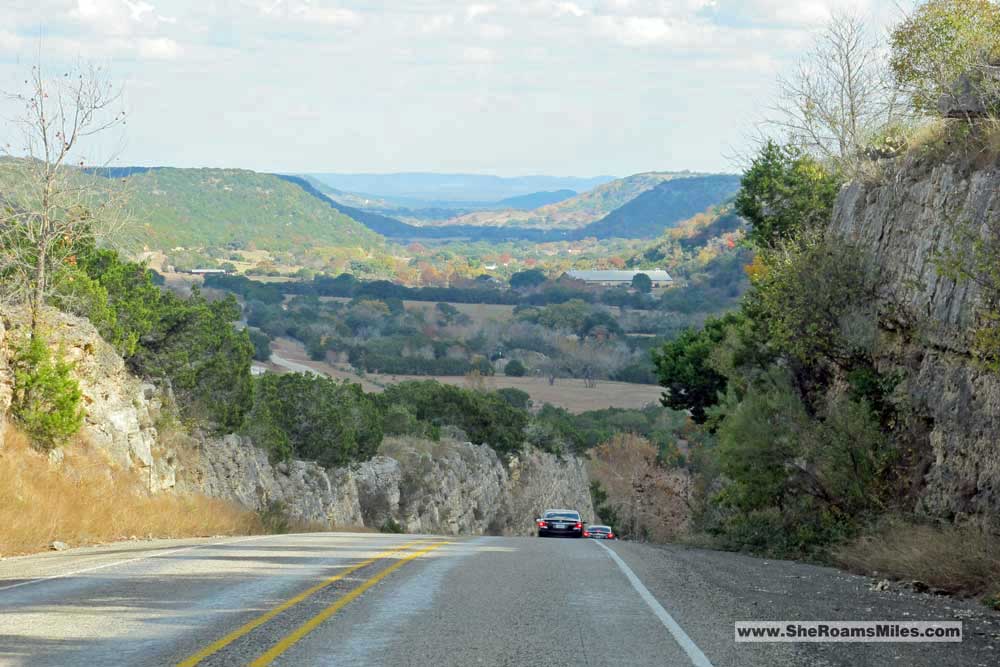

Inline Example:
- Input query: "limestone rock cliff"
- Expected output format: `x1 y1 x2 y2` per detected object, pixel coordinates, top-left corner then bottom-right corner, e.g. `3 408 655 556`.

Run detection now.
0 309 594 534
831 158 1000 518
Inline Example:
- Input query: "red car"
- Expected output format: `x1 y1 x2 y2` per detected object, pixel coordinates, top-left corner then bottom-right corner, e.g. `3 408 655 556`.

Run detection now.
583 525 616 539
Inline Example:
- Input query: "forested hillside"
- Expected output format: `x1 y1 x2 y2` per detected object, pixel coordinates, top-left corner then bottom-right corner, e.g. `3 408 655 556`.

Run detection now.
117 168 385 253
574 175 741 239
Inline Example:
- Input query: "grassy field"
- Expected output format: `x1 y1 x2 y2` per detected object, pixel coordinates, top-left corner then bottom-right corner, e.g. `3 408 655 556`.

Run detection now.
269 338 662 413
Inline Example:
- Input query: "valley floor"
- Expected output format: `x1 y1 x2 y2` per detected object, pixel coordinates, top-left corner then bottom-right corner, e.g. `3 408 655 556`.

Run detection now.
267 337 665 413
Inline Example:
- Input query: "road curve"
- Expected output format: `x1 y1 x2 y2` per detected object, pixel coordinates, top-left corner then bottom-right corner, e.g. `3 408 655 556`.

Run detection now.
0 533 996 666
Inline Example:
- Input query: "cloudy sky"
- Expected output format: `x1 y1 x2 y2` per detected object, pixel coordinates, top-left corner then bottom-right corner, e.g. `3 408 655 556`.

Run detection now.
0 1 904 177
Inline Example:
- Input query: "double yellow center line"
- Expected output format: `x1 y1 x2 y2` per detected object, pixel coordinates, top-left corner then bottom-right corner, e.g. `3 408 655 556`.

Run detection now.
177 539 450 667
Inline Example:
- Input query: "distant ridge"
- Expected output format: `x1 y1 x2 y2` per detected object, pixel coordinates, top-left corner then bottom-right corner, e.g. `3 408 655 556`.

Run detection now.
575 175 741 239
307 172 614 203
280 173 739 243
496 189 577 210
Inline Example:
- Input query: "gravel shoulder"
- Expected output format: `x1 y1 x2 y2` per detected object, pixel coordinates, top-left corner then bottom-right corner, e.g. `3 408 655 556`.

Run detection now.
609 540 1000 667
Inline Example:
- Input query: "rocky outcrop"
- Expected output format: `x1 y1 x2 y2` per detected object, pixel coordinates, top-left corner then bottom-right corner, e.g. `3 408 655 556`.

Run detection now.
374 440 597 536
1 310 175 490
180 432 364 527
831 159 1000 518
0 308 594 534
189 436 595 535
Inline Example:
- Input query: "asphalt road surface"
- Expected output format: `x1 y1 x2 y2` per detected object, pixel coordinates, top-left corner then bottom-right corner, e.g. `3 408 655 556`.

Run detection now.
0 533 997 666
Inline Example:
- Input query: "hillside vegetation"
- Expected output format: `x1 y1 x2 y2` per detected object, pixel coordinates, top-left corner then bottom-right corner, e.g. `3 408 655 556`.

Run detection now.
577 175 741 239
120 168 385 253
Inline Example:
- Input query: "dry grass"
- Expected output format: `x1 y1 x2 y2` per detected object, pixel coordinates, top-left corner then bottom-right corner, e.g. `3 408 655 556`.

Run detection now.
834 519 1000 599
895 118 1000 172
270 337 663 414
0 429 263 555
379 435 460 461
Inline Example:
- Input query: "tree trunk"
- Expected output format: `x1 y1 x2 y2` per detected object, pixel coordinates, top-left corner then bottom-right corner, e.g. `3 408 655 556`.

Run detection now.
31 244 47 336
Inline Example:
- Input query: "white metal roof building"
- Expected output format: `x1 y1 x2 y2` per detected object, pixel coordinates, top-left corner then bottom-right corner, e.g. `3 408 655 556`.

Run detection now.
566 269 673 287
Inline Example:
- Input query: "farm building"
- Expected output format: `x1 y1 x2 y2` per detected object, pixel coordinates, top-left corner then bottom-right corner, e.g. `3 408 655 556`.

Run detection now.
566 269 673 288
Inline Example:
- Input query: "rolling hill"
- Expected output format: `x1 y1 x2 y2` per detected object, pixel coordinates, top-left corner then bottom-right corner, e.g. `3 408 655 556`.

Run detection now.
571 175 741 239
495 189 577 209
280 172 741 244
117 168 385 253
437 171 712 230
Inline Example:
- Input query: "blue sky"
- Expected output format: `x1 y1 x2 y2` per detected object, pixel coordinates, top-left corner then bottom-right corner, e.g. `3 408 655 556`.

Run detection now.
0 1 904 176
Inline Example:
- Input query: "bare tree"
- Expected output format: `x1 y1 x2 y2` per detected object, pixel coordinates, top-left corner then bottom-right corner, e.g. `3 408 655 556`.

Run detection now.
767 12 904 171
589 434 690 541
0 62 128 332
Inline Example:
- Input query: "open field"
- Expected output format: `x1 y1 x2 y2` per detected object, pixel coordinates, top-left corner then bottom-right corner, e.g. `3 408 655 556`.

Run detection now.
269 338 663 413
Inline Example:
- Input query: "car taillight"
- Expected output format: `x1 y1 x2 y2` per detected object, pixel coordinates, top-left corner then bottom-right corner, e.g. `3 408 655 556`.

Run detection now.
607 533 614 539
583 531 590 537
537 520 546 527
575 522 582 529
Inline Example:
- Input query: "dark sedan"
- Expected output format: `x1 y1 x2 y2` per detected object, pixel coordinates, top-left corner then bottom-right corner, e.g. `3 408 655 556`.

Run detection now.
583 525 616 539
536 509 584 538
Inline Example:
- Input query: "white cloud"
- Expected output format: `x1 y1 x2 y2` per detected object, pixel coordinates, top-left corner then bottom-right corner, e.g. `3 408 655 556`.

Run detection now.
138 36 180 59
0 0 905 175
462 46 497 64
593 15 674 45
554 2 586 18
420 14 455 33
124 0 155 22
465 4 496 22
255 1 361 26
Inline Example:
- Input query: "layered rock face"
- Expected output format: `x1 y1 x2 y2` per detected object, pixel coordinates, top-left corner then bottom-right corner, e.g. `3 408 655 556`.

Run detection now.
831 159 1000 517
1 310 175 489
0 309 594 534
189 437 595 535
360 441 596 535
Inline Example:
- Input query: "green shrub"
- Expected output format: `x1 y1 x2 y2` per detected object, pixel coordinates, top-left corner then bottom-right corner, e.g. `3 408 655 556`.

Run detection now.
380 381 528 456
710 369 896 557
890 0 1000 114
652 312 742 424
504 359 526 377
743 231 876 368
244 373 383 467
248 329 271 362
130 291 254 431
734 141 841 249
496 387 531 409
10 334 84 449
61 247 256 431
382 403 440 440
379 518 404 533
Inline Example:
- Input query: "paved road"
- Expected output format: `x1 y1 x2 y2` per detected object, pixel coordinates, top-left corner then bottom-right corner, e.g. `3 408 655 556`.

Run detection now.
0 533 997 666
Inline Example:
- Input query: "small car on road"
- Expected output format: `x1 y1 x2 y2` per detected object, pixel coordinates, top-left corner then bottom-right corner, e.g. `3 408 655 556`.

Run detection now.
536 509 584 538
583 525 616 540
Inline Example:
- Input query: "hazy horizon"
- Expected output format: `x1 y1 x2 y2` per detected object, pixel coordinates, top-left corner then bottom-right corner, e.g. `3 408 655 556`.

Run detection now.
1 1 905 175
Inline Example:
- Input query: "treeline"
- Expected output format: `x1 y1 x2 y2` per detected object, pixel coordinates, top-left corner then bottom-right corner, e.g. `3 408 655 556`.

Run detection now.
203 272 661 310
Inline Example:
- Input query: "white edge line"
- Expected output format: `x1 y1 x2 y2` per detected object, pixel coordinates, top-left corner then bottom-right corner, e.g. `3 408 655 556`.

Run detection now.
595 540 715 667
0 534 278 594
